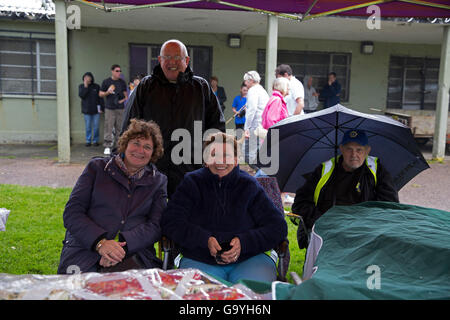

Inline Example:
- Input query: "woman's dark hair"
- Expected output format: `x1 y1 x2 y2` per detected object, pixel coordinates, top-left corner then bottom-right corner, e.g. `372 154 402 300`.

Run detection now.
118 119 164 164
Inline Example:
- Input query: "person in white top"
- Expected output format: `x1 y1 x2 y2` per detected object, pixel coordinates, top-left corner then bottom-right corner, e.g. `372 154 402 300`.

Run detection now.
275 64 304 116
243 71 269 170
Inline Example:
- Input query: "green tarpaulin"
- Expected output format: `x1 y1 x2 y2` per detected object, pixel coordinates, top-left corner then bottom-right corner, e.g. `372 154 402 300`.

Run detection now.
272 202 450 299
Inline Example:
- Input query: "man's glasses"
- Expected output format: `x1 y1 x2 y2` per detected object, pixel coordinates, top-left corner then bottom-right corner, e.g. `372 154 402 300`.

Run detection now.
114 69 122 73
160 55 185 61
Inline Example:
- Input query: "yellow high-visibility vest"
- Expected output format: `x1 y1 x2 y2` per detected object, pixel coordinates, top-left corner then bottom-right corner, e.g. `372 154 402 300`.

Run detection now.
313 156 378 206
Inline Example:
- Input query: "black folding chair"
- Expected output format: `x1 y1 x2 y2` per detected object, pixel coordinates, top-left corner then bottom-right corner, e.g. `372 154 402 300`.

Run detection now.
254 177 291 281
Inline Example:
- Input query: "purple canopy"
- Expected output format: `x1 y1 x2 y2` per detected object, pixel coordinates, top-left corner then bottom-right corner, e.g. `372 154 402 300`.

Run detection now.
90 0 450 18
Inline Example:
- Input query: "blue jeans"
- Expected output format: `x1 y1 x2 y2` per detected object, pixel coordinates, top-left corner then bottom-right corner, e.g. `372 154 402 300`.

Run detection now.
84 113 100 144
179 253 276 284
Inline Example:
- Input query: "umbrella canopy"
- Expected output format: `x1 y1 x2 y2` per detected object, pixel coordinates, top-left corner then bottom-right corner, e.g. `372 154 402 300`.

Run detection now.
257 104 429 192
85 0 450 18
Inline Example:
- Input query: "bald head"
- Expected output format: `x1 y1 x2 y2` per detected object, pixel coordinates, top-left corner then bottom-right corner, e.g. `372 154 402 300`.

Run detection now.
158 39 190 82
160 39 188 57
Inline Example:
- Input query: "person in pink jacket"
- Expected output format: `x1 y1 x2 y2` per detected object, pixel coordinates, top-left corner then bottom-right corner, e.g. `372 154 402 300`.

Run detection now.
262 77 290 129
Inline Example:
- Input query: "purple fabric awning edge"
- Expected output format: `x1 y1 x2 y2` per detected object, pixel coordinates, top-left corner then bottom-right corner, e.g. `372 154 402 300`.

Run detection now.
90 0 450 18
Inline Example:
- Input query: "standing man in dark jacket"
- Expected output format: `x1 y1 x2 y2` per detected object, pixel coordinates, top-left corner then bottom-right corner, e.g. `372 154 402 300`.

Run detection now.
100 64 128 156
292 129 399 232
319 72 341 109
78 72 104 147
123 39 225 197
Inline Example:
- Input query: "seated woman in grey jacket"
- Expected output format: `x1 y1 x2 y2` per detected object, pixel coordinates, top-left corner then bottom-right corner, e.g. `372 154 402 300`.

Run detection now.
57 119 167 274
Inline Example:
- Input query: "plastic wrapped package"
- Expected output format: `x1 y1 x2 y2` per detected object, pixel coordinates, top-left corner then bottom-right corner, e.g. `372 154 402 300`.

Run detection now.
0 268 265 300
0 208 10 231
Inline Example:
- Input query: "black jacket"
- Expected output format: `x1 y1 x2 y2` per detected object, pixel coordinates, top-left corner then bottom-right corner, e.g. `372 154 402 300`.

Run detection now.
122 64 225 196
78 72 105 115
215 86 227 112
161 166 287 265
319 80 341 108
292 156 399 229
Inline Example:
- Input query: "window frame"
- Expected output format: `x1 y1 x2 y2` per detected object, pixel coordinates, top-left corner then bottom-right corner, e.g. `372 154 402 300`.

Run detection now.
387 55 441 111
0 35 56 96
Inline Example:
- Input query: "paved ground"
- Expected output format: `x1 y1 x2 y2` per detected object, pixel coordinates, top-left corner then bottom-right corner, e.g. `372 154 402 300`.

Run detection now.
1 142 449 211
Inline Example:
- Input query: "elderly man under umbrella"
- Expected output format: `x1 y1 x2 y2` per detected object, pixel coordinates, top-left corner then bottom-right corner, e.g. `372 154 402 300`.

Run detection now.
292 129 399 247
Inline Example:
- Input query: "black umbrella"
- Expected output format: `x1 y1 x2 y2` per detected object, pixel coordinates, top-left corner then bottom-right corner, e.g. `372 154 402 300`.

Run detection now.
257 104 429 193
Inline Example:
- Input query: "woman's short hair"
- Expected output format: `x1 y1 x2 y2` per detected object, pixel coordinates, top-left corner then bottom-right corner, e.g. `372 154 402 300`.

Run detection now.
118 119 164 163
272 77 290 95
243 71 261 84
203 132 238 163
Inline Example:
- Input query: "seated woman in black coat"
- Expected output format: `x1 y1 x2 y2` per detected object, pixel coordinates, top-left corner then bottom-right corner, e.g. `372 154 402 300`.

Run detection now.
161 132 287 283
57 119 167 274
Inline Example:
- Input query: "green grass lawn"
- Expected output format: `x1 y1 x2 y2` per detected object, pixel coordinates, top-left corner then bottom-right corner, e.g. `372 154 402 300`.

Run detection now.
0 184 305 282
0 184 70 274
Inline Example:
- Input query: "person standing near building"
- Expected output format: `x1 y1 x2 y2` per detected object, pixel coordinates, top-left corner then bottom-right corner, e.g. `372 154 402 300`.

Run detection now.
320 72 341 109
79 72 104 147
232 82 248 139
275 64 304 116
210 76 227 113
232 82 248 163
243 70 269 171
99 64 128 156
261 77 290 130
303 75 319 113
129 73 145 94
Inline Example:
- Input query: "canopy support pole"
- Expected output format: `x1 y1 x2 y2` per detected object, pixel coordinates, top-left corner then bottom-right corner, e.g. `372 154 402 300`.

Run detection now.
55 0 71 163
265 15 278 95
432 25 450 160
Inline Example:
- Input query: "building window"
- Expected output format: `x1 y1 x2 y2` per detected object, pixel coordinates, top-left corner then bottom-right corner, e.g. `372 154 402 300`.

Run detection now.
387 56 440 110
0 37 56 95
257 49 352 102
129 44 212 81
